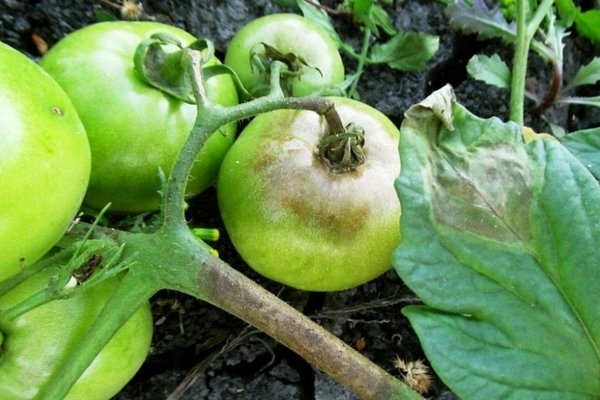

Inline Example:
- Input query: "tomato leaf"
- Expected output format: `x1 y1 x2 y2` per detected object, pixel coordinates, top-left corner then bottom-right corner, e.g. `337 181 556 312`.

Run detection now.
445 0 516 44
560 96 600 108
561 127 600 179
369 31 439 72
568 57 600 89
575 10 600 43
466 53 511 89
296 0 343 47
393 85 600 399
371 5 398 36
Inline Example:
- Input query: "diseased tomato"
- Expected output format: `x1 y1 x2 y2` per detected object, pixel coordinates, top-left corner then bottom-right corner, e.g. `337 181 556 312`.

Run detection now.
40 21 239 213
225 13 345 97
0 41 90 282
217 97 401 291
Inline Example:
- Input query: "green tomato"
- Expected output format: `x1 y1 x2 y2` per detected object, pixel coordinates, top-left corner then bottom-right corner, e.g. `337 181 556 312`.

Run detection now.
225 13 345 97
40 21 239 213
0 42 91 282
217 97 401 291
0 269 153 400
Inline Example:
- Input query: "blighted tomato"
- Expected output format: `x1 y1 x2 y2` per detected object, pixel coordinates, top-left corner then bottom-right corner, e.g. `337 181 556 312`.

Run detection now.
217 97 401 291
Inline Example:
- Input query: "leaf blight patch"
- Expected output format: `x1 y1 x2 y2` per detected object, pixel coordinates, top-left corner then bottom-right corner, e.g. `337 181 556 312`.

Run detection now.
393 85 600 399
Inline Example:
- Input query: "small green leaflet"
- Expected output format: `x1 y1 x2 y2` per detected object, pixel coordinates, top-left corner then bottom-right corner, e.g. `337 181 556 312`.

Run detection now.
559 96 600 108
466 54 511 89
567 57 600 89
394 85 600 399
555 0 600 42
369 32 439 72
296 0 344 48
561 127 600 179
370 5 397 36
575 10 600 43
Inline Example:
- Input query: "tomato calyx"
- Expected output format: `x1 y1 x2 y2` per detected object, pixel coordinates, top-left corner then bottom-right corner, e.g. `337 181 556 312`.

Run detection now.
250 43 323 96
318 121 366 173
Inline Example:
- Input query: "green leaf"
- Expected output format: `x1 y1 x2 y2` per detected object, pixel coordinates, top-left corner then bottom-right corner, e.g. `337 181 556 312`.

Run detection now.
554 0 578 25
445 0 516 44
575 10 600 43
559 96 600 108
369 32 439 72
371 5 397 36
296 0 344 48
94 10 118 22
445 0 554 61
568 57 600 89
466 53 511 89
561 127 600 179
394 85 600 399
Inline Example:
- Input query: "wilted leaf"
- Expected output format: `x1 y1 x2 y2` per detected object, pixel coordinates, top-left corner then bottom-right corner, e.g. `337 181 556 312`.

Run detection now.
394 85 600 399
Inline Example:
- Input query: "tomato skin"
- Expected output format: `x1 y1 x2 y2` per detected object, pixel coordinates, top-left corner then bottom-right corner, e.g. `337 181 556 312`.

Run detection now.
217 97 401 291
224 13 345 97
40 21 239 213
0 42 91 282
0 269 153 400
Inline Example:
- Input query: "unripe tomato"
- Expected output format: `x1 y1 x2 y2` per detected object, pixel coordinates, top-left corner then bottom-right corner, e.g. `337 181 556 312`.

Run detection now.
40 21 239 213
0 269 153 400
225 13 345 97
217 97 401 291
0 42 91 282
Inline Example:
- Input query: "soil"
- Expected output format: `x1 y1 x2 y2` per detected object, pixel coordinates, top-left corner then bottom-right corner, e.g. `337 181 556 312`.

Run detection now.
0 1 597 399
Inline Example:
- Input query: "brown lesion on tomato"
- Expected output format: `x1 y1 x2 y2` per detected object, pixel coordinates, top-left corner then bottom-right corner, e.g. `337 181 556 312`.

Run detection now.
51 106 64 116
73 254 103 284
269 168 371 240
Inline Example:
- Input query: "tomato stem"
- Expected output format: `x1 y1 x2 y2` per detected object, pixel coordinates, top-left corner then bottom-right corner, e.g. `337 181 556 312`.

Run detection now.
197 251 424 400
509 0 555 125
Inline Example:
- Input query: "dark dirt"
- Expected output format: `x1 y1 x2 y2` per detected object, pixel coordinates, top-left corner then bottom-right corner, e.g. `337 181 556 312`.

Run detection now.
1 0 597 399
